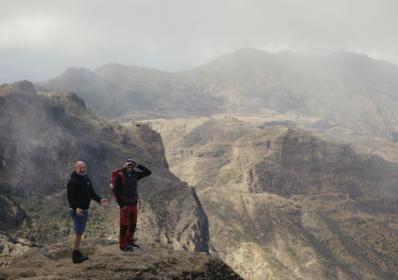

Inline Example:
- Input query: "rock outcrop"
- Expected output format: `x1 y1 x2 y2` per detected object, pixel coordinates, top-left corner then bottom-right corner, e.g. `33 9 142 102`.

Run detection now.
0 239 242 280
0 81 208 253
0 80 36 97
0 193 25 231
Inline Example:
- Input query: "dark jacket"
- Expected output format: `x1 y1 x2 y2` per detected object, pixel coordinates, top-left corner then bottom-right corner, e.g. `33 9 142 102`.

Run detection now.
114 164 151 207
67 172 102 210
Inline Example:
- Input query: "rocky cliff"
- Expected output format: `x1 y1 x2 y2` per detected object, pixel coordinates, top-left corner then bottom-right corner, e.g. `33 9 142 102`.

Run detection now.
0 81 208 253
9 48 398 279
151 116 398 280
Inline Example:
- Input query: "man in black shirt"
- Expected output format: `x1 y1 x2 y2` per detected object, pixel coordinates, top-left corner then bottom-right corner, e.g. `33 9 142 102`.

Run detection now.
112 158 151 251
67 161 109 263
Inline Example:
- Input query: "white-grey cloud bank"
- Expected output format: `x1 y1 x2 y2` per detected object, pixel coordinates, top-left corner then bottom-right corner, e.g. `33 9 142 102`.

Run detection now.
1 0 398 83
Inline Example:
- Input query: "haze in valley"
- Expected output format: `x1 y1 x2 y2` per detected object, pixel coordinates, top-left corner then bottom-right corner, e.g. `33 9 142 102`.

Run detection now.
2 1 398 280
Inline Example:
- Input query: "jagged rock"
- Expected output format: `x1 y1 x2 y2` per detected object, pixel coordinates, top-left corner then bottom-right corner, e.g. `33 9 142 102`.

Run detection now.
0 234 30 258
0 81 36 97
0 194 25 231
0 83 208 253
151 116 398 280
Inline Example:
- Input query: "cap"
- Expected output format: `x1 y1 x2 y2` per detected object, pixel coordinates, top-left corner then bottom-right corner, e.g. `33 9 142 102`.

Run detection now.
124 158 137 168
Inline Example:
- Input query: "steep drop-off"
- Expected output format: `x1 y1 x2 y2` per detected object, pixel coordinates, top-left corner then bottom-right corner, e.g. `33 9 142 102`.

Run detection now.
151 116 398 280
0 81 208 254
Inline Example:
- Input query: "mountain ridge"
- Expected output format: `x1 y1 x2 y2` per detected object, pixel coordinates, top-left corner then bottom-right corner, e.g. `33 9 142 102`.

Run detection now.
39 48 398 140
150 116 398 280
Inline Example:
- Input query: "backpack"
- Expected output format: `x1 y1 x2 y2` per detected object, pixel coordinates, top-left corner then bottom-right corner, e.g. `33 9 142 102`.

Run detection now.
110 168 124 199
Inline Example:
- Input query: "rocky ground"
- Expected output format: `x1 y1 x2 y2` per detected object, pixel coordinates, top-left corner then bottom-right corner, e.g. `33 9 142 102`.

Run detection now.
0 239 242 280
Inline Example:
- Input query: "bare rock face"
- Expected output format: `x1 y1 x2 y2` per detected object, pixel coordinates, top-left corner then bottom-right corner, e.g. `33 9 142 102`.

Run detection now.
151 116 398 280
0 81 208 253
152 117 398 199
247 128 397 198
0 239 242 280
0 194 25 231
0 81 36 97
0 234 30 259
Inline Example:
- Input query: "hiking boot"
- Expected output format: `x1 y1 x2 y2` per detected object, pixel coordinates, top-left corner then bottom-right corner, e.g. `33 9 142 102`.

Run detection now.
129 243 140 249
120 246 134 252
72 250 89 263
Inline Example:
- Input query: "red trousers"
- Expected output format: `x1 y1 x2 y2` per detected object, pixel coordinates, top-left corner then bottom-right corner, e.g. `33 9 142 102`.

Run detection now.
119 204 138 248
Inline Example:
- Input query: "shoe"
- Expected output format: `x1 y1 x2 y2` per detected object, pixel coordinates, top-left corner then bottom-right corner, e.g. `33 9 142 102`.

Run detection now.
130 243 140 249
120 247 134 252
72 250 89 263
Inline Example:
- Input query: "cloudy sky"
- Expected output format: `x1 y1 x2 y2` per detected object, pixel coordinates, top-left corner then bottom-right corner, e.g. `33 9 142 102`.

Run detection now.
1 0 397 83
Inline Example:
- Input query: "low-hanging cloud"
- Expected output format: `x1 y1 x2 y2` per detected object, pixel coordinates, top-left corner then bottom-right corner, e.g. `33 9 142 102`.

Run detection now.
1 0 398 83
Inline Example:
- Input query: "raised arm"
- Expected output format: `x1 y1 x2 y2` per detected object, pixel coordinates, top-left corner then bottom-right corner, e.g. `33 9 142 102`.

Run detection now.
135 164 152 180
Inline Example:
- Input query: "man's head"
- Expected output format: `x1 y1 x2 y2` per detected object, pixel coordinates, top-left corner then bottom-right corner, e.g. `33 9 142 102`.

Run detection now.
124 158 137 173
74 161 86 175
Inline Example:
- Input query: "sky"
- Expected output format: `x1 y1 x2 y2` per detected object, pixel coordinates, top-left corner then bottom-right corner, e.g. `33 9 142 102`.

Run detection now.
1 0 398 83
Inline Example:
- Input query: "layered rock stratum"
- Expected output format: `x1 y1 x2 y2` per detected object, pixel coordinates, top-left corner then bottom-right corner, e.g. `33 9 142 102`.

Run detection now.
150 116 398 280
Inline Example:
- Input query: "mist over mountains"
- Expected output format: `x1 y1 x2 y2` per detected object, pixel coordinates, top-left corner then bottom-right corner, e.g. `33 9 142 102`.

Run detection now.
40 48 398 141
3 48 398 280
0 81 208 253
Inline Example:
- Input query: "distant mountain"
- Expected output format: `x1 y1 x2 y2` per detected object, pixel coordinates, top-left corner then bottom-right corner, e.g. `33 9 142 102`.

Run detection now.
40 48 398 140
38 67 138 117
39 64 222 120
0 81 208 252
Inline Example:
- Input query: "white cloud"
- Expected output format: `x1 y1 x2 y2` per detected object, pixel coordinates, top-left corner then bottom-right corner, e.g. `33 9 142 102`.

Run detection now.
0 17 52 49
258 43 301 54
0 0 398 82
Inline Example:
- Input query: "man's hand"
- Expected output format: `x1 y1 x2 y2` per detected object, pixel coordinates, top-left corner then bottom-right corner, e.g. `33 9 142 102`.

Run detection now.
76 208 84 216
100 198 109 207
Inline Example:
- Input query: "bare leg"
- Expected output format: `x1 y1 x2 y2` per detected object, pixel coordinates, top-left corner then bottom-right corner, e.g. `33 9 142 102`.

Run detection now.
73 234 82 250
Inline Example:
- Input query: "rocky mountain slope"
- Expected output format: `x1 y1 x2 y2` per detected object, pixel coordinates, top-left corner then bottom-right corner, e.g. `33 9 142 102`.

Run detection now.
0 239 242 280
40 65 222 119
7 48 398 279
40 48 398 140
150 116 398 280
0 81 208 254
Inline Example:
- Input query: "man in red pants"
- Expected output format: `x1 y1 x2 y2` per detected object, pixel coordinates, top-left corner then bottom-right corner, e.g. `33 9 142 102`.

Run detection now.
112 158 151 251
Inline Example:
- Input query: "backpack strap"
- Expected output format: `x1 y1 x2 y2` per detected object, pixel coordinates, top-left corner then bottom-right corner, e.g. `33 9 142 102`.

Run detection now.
111 168 125 198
